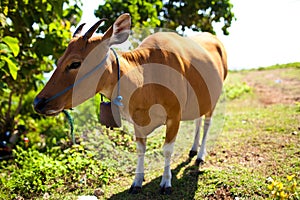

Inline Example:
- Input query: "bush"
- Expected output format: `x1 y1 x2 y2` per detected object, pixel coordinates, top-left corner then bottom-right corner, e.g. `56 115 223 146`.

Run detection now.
224 82 252 100
0 145 114 199
258 62 300 71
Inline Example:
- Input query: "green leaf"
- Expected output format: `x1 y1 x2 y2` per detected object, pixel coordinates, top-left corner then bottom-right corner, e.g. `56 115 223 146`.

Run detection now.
0 59 5 68
1 56 19 80
2 36 20 57
0 81 11 93
0 43 12 54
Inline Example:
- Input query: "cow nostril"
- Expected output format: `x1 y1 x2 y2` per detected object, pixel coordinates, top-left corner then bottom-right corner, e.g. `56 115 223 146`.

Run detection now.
33 97 40 107
33 97 47 113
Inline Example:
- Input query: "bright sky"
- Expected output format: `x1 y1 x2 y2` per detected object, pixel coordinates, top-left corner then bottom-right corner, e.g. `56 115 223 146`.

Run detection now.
78 0 300 70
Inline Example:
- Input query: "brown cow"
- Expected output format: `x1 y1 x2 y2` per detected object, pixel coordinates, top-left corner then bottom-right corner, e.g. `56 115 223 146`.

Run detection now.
34 13 227 194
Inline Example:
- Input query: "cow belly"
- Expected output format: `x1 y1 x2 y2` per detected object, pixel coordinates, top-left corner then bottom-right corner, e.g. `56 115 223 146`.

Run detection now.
180 87 202 120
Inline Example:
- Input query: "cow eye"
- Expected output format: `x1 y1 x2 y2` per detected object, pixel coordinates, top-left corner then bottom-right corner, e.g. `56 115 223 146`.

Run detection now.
68 62 81 70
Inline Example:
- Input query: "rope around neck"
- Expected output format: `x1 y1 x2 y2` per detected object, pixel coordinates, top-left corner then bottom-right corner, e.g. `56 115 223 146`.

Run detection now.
44 53 109 105
110 48 123 106
62 110 75 145
61 48 123 145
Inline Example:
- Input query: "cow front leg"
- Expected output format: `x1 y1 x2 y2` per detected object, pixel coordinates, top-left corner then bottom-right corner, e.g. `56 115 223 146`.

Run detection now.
160 141 175 195
160 118 180 195
196 117 211 166
128 137 146 194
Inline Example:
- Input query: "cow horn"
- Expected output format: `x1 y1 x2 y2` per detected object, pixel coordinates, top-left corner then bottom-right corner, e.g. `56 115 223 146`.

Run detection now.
83 18 108 40
73 23 86 38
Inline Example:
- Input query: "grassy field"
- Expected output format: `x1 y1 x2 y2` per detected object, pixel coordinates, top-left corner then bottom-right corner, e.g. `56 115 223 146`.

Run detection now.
1 64 299 199
92 65 300 200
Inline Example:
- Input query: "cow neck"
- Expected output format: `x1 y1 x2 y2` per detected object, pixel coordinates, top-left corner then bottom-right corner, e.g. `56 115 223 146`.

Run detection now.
121 48 152 68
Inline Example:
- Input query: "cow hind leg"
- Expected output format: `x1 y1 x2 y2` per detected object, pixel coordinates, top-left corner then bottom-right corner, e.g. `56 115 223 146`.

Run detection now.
189 117 202 158
189 113 212 166
195 116 212 166
160 118 180 195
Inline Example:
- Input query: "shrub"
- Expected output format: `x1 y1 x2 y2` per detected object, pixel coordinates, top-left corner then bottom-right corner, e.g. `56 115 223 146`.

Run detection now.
0 145 114 199
224 82 252 100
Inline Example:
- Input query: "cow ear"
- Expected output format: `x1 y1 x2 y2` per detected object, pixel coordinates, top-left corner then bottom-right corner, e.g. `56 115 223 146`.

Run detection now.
103 13 131 46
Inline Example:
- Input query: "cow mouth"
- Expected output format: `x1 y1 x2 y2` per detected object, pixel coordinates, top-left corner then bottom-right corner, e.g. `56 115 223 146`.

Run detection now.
44 109 64 116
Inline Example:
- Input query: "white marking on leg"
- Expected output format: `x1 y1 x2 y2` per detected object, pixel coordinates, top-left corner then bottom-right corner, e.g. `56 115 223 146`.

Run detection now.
197 117 211 162
160 142 175 188
191 117 202 152
132 140 146 187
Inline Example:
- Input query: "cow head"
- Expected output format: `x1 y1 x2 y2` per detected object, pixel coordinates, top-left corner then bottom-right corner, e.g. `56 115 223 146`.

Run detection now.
33 14 131 116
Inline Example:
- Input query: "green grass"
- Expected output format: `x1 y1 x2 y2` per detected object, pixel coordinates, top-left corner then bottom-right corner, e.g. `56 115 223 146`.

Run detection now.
0 66 299 199
96 66 300 199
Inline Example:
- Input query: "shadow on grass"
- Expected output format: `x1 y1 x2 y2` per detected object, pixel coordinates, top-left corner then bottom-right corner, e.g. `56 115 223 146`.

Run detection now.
108 158 202 200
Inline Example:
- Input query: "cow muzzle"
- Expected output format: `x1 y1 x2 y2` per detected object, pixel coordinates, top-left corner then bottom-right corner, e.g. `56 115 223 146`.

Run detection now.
33 97 62 116
33 97 47 112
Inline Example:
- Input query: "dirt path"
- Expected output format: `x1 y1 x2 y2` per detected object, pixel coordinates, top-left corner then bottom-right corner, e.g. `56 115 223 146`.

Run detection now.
243 68 300 105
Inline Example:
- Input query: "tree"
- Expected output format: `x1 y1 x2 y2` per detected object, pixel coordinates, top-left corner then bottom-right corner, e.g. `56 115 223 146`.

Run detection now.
95 0 162 32
95 0 235 35
0 0 82 134
163 0 235 35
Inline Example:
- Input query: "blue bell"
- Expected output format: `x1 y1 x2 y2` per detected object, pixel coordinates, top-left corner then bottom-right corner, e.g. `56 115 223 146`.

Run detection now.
113 95 123 106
